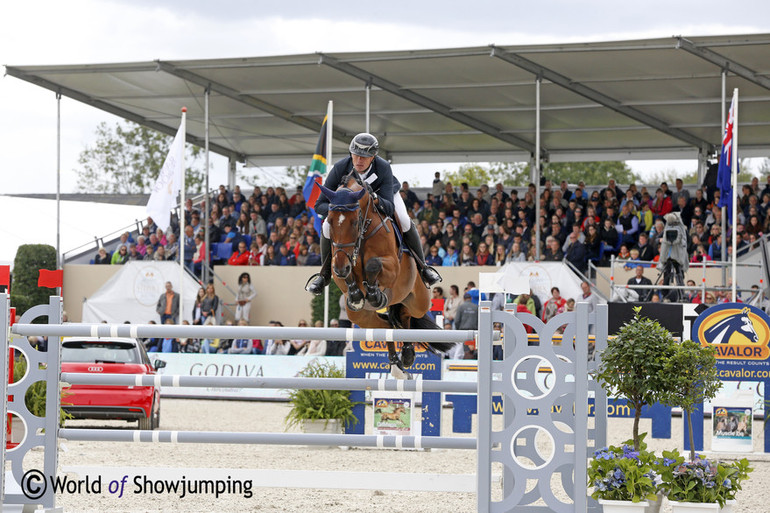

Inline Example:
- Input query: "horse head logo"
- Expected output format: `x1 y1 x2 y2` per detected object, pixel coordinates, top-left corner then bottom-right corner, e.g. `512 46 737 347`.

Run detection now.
703 307 760 344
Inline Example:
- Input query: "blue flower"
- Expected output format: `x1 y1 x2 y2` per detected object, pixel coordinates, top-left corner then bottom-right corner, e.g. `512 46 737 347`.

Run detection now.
723 478 732 489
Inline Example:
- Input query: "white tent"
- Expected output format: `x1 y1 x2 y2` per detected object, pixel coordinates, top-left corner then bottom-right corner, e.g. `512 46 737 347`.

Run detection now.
485 262 587 305
82 261 199 324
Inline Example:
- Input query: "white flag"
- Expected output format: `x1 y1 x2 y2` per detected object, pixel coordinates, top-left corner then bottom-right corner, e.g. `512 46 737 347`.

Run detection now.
146 115 185 232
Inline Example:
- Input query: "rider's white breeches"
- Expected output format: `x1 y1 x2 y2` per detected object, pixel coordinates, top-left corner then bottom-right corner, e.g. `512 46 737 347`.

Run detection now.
322 192 412 238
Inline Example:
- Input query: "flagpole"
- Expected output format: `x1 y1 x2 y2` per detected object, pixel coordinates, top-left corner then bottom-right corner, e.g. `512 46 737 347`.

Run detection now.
180 107 187 322
731 89 738 300
324 100 333 328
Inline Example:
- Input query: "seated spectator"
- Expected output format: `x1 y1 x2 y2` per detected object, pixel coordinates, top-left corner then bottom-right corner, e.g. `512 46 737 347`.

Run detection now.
192 234 206 276
135 236 148 256
178 320 201 353
228 241 250 265
276 244 297 266
165 233 179 261
474 242 493 265
459 244 476 266
127 243 142 261
228 320 253 354
111 245 129 265
144 245 156 261
94 247 110 265
305 243 322 266
542 236 564 261
542 287 567 322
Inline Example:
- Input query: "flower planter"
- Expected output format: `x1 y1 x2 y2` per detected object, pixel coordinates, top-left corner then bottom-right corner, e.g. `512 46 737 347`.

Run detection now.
668 501 720 513
301 419 342 434
645 493 663 513
598 499 649 513
720 500 737 513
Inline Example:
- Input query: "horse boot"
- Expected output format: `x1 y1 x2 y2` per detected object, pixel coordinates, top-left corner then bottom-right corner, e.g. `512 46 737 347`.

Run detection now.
403 224 442 287
401 342 416 368
305 235 332 295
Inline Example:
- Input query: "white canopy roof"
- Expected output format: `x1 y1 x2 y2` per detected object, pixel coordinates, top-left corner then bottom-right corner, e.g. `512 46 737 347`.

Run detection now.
7 33 770 166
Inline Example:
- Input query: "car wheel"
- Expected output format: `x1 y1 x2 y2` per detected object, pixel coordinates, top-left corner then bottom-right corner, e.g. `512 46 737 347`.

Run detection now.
138 397 155 430
151 394 160 430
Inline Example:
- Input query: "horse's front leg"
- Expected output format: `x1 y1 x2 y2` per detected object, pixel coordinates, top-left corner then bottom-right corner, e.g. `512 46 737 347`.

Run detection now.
387 341 410 380
363 257 388 309
345 276 365 311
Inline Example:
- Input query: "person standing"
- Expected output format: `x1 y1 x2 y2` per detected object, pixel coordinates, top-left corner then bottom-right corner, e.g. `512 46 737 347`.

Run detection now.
454 292 479 331
156 281 180 324
234 272 257 323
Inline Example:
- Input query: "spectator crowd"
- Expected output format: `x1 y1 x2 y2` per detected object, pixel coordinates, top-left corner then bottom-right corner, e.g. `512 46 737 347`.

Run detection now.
95 174 770 277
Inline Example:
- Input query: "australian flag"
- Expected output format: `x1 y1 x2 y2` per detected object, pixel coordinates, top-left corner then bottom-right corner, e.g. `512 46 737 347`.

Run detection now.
302 112 329 236
717 96 738 223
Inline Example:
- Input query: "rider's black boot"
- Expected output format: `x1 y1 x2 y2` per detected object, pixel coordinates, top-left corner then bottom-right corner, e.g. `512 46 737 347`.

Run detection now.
403 223 442 287
305 235 332 295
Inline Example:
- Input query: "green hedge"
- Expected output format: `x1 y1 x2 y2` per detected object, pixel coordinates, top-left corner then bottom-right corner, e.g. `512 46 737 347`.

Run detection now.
310 280 342 325
11 244 57 320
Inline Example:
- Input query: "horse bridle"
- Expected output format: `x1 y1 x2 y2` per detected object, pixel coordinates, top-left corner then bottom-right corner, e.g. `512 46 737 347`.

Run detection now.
329 180 390 272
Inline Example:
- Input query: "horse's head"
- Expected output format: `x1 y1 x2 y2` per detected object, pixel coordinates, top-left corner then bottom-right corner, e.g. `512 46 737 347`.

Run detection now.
317 176 369 279
738 307 760 343
704 306 760 344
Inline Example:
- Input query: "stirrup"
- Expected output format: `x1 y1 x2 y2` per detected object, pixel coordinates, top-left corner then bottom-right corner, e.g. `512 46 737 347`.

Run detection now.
305 273 329 295
421 266 442 286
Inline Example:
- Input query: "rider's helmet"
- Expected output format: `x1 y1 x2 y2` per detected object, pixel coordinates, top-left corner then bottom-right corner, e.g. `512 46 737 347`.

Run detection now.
349 133 378 158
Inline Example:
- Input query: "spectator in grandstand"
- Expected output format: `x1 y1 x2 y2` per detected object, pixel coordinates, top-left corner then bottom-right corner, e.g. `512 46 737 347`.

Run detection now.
249 210 267 237
475 242 493 266
542 236 564 262
234 272 257 323
513 291 536 315
459 244 475 266
183 226 195 271
627 266 652 302
156 281 180 324
263 245 278 266
564 231 587 272
542 286 567 322
154 246 168 261
265 320 291 355
615 202 639 246
651 188 672 218
192 234 205 276
425 246 443 267
135 236 148 257
144 245 156 261
93 247 110 265
127 243 141 261
178 320 201 353
276 244 297 266
506 241 526 263
111 245 129 265
493 244 507 266
163 233 178 261
228 241 250 266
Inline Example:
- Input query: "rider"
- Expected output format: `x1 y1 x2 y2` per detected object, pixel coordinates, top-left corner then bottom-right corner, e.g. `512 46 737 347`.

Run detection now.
305 132 442 295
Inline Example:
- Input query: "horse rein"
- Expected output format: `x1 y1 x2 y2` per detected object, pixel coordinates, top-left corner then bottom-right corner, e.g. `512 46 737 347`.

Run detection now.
330 186 391 270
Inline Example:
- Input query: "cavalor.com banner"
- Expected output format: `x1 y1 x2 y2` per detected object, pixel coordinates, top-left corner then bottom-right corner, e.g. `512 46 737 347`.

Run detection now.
692 303 770 378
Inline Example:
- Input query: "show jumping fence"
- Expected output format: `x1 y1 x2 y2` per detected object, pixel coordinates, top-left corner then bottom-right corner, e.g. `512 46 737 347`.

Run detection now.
1 295 607 513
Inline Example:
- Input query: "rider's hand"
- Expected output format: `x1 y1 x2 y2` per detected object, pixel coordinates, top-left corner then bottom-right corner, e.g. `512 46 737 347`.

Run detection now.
371 191 379 203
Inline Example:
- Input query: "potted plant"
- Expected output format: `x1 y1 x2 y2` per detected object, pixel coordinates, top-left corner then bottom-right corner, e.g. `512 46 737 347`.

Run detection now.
662 339 722 461
284 359 358 434
658 450 752 512
587 435 658 512
596 307 677 450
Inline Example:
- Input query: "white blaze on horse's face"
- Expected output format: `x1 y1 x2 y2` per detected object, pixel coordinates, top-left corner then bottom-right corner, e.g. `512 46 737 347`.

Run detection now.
338 213 346 226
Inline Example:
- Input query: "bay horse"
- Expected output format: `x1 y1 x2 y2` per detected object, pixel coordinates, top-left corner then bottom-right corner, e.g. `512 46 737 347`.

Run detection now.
317 173 452 378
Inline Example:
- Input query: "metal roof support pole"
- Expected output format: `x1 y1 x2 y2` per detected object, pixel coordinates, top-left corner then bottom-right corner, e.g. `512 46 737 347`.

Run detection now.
365 81 371 133
697 147 708 192
227 157 236 192
204 86 211 285
535 76 542 261
56 92 62 281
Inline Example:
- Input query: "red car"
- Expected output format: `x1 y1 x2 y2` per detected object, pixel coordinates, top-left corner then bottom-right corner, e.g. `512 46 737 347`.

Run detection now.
61 337 164 430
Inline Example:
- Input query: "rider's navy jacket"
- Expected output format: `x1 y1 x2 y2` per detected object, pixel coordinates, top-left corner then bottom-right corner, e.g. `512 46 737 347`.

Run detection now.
314 156 400 218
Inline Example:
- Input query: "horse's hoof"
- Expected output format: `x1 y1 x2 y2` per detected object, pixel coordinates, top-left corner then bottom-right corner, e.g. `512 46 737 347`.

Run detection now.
402 343 415 368
347 296 365 311
389 364 411 380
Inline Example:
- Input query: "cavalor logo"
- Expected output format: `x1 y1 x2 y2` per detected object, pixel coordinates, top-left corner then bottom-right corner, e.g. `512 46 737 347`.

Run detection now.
359 341 426 352
693 303 770 360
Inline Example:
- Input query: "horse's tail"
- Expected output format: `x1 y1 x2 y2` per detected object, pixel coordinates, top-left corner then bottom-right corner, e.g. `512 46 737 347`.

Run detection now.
410 314 456 354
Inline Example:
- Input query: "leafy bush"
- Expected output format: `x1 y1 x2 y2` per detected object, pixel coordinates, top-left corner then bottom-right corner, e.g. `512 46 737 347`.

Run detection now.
13 354 72 425
588 435 658 503
11 244 57 320
310 280 342 325
658 449 752 507
284 359 358 430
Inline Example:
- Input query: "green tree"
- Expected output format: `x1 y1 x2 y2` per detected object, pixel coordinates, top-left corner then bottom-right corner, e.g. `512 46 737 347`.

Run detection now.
596 307 678 450
442 161 639 188
544 161 639 185
239 165 308 189
75 121 205 194
311 280 342 325
661 339 721 462
10 244 57 320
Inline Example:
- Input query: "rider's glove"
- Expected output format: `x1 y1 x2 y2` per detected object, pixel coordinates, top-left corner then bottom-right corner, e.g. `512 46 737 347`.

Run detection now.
371 192 378 202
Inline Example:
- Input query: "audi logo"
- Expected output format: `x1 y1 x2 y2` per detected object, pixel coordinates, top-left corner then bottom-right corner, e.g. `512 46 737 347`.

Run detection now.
87 366 103 372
